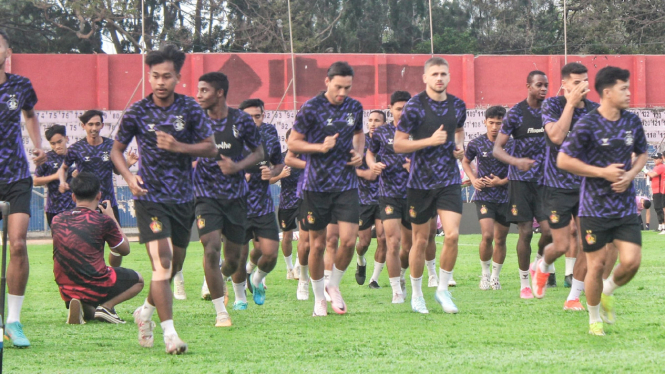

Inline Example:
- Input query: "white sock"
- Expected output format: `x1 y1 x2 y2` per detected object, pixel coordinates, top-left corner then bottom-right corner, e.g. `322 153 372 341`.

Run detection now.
357 255 366 266
490 261 503 280
312 278 325 302
480 260 491 277
519 270 530 290
425 260 436 278
588 304 602 324
603 276 619 296
411 276 423 298
565 257 576 276
328 265 345 288
246 261 257 274
324 269 332 288
233 282 247 303
389 277 402 295
300 264 310 282
400 268 407 280
6 294 24 324
284 255 293 271
139 299 155 322
160 319 177 337
437 268 452 292
212 296 227 315
252 269 269 288
370 262 385 283
567 278 585 301
174 271 184 282
540 259 555 273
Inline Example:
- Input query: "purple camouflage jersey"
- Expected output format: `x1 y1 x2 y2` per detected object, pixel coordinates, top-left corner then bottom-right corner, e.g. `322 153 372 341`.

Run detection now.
193 108 261 200
465 135 514 203
293 93 364 192
115 93 213 204
501 103 546 182
369 123 409 199
0 73 37 184
35 151 75 214
397 94 466 190
65 137 117 206
358 133 379 205
279 151 303 210
246 124 283 217
560 110 647 218
541 97 599 190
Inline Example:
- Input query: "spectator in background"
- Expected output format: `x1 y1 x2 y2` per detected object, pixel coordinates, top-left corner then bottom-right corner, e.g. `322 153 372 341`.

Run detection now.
636 196 651 231
52 172 143 325
646 153 665 232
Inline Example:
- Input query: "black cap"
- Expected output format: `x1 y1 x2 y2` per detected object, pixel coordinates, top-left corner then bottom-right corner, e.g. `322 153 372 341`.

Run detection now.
653 153 663 159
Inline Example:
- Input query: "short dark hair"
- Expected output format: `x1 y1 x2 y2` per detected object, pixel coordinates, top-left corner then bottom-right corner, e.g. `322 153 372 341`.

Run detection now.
527 70 547 84
643 199 652 210
45 125 67 141
370 110 386 123
561 62 588 79
485 106 506 120
424 57 449 73
239 98 265 112
79 110 104 125
70 172 101 202
199 72 229 98
145 44 186 74
327 62 354 79
390 91 411 106
0 29 9 47
595 66 630 97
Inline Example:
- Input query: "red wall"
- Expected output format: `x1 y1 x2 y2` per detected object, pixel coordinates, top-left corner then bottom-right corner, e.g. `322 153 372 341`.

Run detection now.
9 53 665 110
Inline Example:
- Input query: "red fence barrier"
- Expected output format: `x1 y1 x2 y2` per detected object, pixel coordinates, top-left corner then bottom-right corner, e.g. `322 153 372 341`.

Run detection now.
8 53 665 110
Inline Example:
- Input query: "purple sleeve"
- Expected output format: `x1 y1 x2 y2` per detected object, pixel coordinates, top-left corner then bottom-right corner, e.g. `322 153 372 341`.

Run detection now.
354 104 364 132
269 137 283 165
464 139 477 161
560 120 590 159
632 115 648 155
189 105 213 142
64 147 77 167
292 102 311 135
239 115 262 150
455 98 467 128
35 162 48 177
541 98 561 126
115 111 138 145
21 80 38 111
369 129 381 154
500 107 519 136
397 99 421 134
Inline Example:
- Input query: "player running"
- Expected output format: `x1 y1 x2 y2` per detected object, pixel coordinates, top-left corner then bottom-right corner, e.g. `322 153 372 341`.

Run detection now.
394 57 467 314
112 45 217 354
462 106 513 291
558 66 647 335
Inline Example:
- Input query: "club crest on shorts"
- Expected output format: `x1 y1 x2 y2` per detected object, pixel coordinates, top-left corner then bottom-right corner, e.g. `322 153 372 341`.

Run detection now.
625 131 633 146
550 211 559 224
173 115 186 131
307 212 315 224
102 152 110 162
197 215 205 229
150 217 163 233
511 205 518 216
585 230 596 245
409 206 417 218
6 95 18 111
384 205 394 215
281 220 286 228
480 205 488 215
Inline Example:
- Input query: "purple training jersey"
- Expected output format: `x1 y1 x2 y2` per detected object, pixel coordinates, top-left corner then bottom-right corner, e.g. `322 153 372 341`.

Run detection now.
246 124 283 217
358 133 379 205
115 93 213 204
0 73 38 184
560 110 647 218
369 123 409 199
35 151 75 214
65 137 117 207
293 93 364 192
279 151 303 210
500 102 546 182
465 134 513 203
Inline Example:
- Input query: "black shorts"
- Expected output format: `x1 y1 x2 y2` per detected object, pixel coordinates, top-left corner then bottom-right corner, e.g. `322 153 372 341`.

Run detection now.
135 199 195 248
507 180 547 223
543 187 579 229
98 267 141 305
475 201 510 227
195 197 247 244
278 203 301 232
579 215 642 252
0 177 32 219
245 213 280 243
379 196 412 230
302 190 359 231
407 184 462 225
298 200 309 233
359 204 379 231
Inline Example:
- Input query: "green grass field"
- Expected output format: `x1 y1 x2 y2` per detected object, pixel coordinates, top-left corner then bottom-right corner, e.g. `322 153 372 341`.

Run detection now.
6 232 665 373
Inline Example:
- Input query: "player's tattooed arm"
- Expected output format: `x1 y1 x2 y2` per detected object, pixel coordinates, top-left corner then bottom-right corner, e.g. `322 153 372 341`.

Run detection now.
24 108 46 166
493 132 534 172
